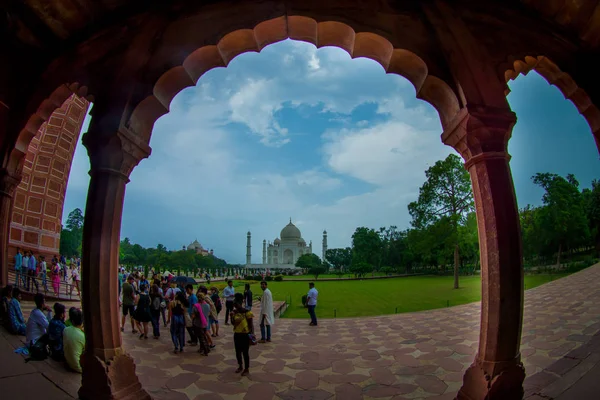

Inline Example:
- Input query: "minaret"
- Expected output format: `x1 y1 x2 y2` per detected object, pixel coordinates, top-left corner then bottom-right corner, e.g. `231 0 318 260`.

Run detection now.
262 240 267 264
322 230 328 261
246 231 252 266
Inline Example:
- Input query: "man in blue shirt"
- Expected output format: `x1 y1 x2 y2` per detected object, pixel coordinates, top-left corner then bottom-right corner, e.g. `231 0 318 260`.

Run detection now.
26 251 39 292
223 280 235 325
185 284 198 345
14 248 23 287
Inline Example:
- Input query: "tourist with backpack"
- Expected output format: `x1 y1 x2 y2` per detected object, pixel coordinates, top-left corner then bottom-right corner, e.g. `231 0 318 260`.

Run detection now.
149 284 162 339
133 283 152 339
192 294 210 355
210 287 221 337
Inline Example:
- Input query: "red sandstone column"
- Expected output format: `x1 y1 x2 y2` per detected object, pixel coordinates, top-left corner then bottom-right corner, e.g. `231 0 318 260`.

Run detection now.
443 107 526 400
0 168 21 287
78 127 151 400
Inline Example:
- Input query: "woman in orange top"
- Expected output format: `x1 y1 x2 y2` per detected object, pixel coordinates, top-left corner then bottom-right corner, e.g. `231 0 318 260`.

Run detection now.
230 292 254 376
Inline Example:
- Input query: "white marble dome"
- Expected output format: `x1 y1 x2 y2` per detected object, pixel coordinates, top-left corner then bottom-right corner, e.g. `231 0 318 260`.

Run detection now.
280 220 301 240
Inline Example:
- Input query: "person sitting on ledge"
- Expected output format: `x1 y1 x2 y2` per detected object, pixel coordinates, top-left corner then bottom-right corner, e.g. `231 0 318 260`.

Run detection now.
63 307 85 373
26 293 52 346
0 285 13 328
48 303 66 361
8 287 26 335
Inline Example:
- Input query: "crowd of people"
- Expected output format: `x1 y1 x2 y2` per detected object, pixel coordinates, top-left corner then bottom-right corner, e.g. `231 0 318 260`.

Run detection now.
13 248 81 298
0 285 85 373
118 268 319 376
1 261 319 378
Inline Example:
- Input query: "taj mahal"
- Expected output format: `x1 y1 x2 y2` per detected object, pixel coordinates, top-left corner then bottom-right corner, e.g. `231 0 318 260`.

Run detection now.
245 219 328 270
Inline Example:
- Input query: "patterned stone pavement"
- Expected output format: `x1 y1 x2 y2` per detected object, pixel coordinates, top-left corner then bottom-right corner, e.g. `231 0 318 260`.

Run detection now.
15 265 600 399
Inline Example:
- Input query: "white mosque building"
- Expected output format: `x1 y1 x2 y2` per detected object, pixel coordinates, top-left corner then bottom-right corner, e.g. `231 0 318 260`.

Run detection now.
245 219 328 270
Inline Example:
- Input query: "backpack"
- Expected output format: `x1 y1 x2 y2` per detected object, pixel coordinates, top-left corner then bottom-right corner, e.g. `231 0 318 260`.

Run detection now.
152 296 161 311
27 334 50 362
213 295 222 313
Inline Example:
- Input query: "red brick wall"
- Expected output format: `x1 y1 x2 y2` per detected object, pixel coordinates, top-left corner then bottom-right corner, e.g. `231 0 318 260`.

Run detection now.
8 95 89 262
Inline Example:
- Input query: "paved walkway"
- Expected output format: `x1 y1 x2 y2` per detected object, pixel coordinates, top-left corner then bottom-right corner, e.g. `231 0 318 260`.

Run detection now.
5 265 600 399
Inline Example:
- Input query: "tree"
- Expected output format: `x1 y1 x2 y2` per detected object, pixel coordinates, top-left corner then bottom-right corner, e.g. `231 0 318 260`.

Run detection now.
532 173 590 266
349 261 373 278
295 254 324 278
325 248 352 276
582 179 600 256
351 227 382 270
66 208 84 231
59 207 85 257
408 154 473 288
59 227 79 257
457 212 480 273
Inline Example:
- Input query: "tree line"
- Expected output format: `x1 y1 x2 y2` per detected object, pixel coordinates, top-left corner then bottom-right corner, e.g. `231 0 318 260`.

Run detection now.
119 238 230 277
321 155 600 288
60 154 599 287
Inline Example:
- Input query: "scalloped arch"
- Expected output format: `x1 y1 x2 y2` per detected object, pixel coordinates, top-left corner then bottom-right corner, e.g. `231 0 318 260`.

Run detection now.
503 55 600 153
7 83 93 172
129 16 460 140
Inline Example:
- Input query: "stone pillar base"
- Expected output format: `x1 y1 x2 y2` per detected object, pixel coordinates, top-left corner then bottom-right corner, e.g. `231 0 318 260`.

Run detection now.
456 358 525 400
79 353 150 400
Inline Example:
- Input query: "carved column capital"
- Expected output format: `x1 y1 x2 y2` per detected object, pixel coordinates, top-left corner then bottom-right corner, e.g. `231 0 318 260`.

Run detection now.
442 106 516 167
82 126 151 181
0 168 22 198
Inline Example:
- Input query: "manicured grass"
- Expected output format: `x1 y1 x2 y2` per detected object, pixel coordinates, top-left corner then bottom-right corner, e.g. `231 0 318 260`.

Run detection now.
284 272 390 280
240 272 571 319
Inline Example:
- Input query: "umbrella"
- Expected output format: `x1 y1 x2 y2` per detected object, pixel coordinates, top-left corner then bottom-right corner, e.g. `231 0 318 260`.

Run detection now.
174 276 196 285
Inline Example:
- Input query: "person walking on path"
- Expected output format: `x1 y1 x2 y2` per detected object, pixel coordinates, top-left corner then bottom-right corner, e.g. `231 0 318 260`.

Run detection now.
307 282 319 326
22 252 29 289
51 261 61 297
39 256 48 293
192 295 210 355
121 275 138 333
26 251 39 292
149 284 162 339
185 284 198 346
244 283 253 311
210 287 221 337
14 248 24 288
231 292 254 376
170 291 188 353
223 280 235 325
259 281 274 343
133 284 152 339
70 266 81 297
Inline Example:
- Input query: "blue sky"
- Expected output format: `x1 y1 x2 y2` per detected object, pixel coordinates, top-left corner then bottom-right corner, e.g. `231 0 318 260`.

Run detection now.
63 40 599 264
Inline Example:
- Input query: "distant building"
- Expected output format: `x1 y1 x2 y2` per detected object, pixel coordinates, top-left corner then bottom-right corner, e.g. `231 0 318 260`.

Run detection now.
246 219 327 270
186 239 213 256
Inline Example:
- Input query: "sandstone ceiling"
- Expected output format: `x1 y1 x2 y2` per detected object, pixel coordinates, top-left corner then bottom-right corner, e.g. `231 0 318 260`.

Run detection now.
2 0 600 50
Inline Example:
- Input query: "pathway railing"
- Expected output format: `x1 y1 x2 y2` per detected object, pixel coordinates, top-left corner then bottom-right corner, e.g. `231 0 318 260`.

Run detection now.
7 269 82 302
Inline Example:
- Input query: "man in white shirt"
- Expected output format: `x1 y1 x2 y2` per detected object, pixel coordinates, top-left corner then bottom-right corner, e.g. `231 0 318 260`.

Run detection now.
307 282 318 326
26 293 52 346
259 281 274 343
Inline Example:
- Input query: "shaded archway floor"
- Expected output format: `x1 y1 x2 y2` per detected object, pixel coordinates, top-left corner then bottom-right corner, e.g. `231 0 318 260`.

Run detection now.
10 264 600 399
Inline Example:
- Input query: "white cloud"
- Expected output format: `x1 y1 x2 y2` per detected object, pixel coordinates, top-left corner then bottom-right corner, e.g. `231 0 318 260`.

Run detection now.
322 121 451 186
228 79 290 147
308 52 321 71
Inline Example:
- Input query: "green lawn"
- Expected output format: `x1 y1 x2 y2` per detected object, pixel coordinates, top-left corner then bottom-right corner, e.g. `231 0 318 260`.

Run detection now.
284 272 390 280
240 273 570 319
